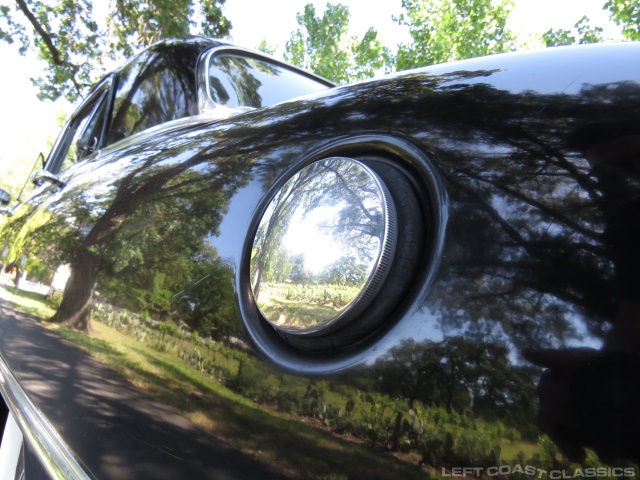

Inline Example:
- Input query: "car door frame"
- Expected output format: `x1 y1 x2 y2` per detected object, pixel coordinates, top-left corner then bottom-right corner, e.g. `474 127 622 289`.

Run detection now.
43 75 115 177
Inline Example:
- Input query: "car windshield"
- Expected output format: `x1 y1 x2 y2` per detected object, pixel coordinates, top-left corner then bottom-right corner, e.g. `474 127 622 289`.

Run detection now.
207 54 330 109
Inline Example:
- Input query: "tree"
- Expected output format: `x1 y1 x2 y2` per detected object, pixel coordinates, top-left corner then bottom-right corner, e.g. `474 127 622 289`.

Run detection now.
42 145 250 332
108 0 231 56
395 0 517 71
173 247 242 342
257 38 276 56
320 256 367 286
542 15 604 47
284 3 391 84
0 153 40 203
0 0 231 101
1 45 256 332
251 156 386 296
605 0 640 40
371 338 537 432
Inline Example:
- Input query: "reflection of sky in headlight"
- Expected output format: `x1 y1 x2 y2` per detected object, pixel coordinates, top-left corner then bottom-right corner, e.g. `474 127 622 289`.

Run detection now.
284 201 382 275
283 204 343 274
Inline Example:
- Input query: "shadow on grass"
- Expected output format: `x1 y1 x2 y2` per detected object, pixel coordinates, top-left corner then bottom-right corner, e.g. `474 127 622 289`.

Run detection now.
2 286 54 319
259 298 339 328
4 287 430 479
75 326 431 480
55 328 180 395
132 345 430 480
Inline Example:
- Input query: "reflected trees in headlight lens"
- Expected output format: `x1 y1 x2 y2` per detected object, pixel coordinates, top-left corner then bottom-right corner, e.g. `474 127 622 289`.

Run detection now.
250 157 396 334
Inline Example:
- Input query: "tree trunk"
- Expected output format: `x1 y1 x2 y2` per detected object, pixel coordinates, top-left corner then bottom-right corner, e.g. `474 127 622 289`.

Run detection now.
391 411 403 451
50 247 100 332
46 152 200 331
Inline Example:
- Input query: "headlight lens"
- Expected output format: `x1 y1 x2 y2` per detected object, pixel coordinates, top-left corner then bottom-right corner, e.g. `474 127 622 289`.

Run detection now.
250 157 397 335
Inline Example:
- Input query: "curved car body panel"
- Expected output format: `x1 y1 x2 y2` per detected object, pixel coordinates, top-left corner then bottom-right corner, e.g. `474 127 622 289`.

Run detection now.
1 41 639 478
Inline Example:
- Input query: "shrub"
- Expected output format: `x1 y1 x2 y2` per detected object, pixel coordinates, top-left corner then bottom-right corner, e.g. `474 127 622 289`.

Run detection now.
232 359 264 399
46 291 64 309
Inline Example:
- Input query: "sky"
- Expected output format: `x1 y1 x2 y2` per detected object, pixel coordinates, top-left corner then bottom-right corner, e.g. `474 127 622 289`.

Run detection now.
0 0 623 174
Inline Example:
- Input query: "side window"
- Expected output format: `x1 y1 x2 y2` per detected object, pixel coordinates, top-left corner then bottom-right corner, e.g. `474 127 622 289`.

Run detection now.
46 87 109 175
107 45 200 145
206 54 330 110
61 94 108 171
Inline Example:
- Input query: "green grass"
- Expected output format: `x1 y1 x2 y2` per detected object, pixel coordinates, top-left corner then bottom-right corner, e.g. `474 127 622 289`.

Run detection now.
3 286 431 479
500 440 540 461
0 286 55 319
262 283 360 307
55 323 431 479
258 297 340 328
3 285 545 477
257 282 363 328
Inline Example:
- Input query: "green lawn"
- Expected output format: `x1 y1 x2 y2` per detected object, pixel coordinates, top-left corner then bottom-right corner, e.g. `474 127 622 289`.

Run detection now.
5 286 635 477
56 324 433 479
258 296 340 328
0 286 55 319
2 284 550 477
2 285 432 480
500 440 541 462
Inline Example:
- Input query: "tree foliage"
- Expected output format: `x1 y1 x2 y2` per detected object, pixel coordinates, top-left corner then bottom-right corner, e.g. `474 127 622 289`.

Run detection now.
371 338 537 428
108 0 231 56
542 15 604 47
0 0 231 101
284 3 391 84
395 0 517 71
257 38 276 56
606 0 640 40
0 153 39 203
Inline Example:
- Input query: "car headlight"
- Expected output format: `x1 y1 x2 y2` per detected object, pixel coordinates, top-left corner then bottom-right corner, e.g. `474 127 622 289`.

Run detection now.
241 135 446 371
250 157 397 335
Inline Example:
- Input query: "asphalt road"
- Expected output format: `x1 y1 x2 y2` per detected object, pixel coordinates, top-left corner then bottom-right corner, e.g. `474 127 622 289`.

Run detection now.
0 294 286 479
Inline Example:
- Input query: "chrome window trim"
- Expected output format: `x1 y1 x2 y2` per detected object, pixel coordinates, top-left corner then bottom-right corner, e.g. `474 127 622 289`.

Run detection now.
0 353 90 480
44 77 113 175
196 46 334 114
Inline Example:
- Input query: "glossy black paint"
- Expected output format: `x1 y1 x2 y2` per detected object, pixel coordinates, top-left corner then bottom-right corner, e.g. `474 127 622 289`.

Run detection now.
1 41 640 477
107 40 209 144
